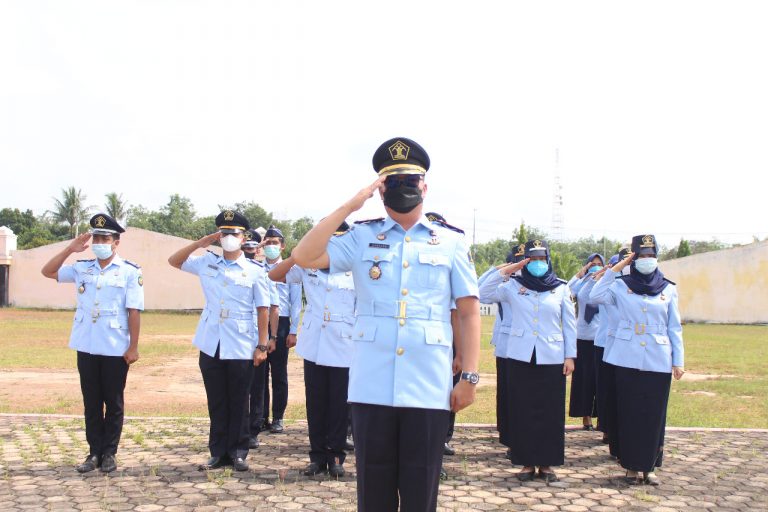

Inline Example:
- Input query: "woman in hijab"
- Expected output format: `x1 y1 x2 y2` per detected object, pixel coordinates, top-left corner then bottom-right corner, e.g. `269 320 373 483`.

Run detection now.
567 253 605 430
479 240 576 483
590 235 684 486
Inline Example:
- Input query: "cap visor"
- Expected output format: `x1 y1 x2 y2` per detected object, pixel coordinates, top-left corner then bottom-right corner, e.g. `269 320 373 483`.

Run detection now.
91 229 118 236
219 228 243 234
637 247 656 256
526 249 547 257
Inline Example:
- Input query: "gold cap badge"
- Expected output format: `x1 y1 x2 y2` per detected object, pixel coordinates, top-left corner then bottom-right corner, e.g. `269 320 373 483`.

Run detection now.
388 140 410 161
515 243 525 256
224 210 235 221
533 240 543 248
94 216 106 228
641 235 655 247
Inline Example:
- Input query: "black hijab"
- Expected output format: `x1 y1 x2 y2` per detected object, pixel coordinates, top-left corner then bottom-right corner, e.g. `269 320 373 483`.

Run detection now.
622 260 668 296
514 259 562 292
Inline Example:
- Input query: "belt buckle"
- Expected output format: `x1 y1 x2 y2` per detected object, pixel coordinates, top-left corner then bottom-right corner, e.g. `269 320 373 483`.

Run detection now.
635 323 646 335
220 309 229 319
395 300 407 319
324 311 331 322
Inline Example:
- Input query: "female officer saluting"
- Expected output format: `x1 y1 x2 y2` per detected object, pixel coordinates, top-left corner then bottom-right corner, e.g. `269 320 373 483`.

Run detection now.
589 234 684 486
479 239 576 483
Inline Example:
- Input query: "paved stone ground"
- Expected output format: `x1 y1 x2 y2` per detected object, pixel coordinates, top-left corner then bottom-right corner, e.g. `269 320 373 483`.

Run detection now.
0 415 766 511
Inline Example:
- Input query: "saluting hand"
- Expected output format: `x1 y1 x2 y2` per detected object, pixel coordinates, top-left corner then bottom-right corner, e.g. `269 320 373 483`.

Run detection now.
344 176 385 213
612 252 635 273
197 232 222 249
501 258 530 276
576 262 592 279
592 267 608 280
67 233 92 253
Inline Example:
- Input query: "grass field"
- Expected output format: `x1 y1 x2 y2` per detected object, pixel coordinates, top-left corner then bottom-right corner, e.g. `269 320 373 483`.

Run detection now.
1 309 766 428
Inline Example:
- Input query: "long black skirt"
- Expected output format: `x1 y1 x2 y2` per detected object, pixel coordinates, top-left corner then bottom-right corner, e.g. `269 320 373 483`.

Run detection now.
496 357 511 447
594 346 609 432
506 355 565 467
569 339 598 417
601 361 620 458
614 366 670 472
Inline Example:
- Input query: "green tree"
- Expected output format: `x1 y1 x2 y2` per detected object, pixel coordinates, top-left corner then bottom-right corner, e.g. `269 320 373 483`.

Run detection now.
550 251 580 280
676 238 692 258
105 192 128 224
49 187 93 237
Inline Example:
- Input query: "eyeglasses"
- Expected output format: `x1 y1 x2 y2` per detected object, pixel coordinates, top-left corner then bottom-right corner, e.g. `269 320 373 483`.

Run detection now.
385 175 422 189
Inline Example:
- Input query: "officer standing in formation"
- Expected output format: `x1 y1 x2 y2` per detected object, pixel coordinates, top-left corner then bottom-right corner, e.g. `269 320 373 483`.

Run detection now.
268 221 356 478
477 243 525 460
261 226 302 434
590 234 684 486
292 137 481 511
168 211 271 471
41 213 144 474
479 239 577 483
241 228 279 449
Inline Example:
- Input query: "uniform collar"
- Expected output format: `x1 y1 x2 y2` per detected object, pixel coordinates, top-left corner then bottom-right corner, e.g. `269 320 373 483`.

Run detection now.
381 215 434 235
91 254 123 270
216 252 247 268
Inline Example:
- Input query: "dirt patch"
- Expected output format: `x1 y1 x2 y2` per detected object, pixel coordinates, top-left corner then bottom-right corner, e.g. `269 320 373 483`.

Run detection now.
0 352 307 416
682 372 736 382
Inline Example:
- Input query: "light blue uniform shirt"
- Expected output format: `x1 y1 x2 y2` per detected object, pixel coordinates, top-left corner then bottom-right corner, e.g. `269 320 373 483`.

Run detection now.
327 215 478 411
266 259 302 334
478 266 513 358
479 270 577 365
593 301 620 349
589 270 684 373
286 265 356 368
182 251 271 360
568 276 600 341
58 255 144 357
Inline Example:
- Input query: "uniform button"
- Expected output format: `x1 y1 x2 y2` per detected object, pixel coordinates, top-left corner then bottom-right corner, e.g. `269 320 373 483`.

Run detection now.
94 301 99 305
533 331 538 336
396 348 404 356
533 318 538 323
96 285 101 290
374 255 380 261
100 271 104 276
326 287 331 291
220 300 225 304
401 289 408 296
431 258 436 264
325 305 329 309
533 305 539 311
403 261 409 268
399 319 405 326
321 324 326 329
405 236 411 242
92 319 97 323
223 283 228 287
640 341 647 347
358 332 364 337
642 307 647 312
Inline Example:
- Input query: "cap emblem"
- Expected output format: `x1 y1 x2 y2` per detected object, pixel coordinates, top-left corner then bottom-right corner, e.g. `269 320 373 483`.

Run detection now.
388 140 410 161
224 210 235 221
641 235 655 247
532 240 543 248
94 216 106 228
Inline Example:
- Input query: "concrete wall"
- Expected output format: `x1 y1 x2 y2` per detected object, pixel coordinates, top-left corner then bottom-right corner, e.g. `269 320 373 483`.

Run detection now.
8 228 210 310
659 240 768 324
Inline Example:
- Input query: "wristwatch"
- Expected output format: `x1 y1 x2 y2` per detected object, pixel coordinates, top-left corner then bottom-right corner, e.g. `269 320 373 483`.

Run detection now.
460 371 480 385
256 345 268 352
269 335 277 341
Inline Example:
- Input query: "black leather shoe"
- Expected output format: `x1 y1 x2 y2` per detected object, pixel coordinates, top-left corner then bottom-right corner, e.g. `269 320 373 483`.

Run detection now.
100 454 117 473
538 469 559 482
260 419 271 432
516 470 536 482
303 462 327 476
76 454 100 473
199 456 228 470
582 425 594 431
443 443 455 456
270 419 284 433
248 436 260 449
328 462 345 478
345 436 355 451
233 457 249 472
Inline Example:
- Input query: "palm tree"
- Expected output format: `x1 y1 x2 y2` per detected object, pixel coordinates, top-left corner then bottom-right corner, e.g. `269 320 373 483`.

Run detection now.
49 187 93 237
105 192 128 224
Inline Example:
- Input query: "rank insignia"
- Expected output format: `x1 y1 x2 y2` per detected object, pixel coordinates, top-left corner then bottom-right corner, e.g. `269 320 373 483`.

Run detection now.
78 284 85 294
428 230 440 245
138 275 143 287
518 287 527 295
369 262 382 280
377 233 386 241
660 293 666 301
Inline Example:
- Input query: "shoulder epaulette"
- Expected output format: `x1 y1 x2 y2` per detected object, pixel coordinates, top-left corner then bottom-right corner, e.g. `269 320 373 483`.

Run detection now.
206 249 218 256
556 278 567 285
431 219 465 235
76 258 95 263
353 217 385 225
247 259 264 267
123 259 141 269
664 278 676 285
617 275 628 280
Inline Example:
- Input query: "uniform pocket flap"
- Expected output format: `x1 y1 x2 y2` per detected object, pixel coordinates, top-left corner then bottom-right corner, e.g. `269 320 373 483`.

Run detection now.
653 335 670 345
548 333 564 342
362 249 394 263
74 310 84 322
108 278 126 288
200 310 210 322
424 326 451 346
615 328 633 341
418 253 450 267
353 319 377 342
237 320 250 334
302 317 312 330
500 326 524 336
109 319 124 329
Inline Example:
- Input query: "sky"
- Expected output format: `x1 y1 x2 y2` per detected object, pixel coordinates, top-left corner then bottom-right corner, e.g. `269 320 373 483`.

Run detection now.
1 1 767 249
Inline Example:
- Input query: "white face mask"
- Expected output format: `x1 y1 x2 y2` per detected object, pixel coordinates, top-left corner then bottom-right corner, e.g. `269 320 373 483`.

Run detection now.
220 235 242 252
635 257 658 275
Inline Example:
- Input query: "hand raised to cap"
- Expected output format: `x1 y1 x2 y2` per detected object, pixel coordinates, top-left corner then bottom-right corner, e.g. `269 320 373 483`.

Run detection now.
501 258 530 276
197 231 222 249
67 232 92 253
577 261 593 279
345 176 385 213
612 251 635 272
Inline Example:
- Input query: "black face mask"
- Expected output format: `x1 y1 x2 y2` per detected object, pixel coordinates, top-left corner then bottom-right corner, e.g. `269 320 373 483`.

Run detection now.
244 251 255 260
383 186 423 214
